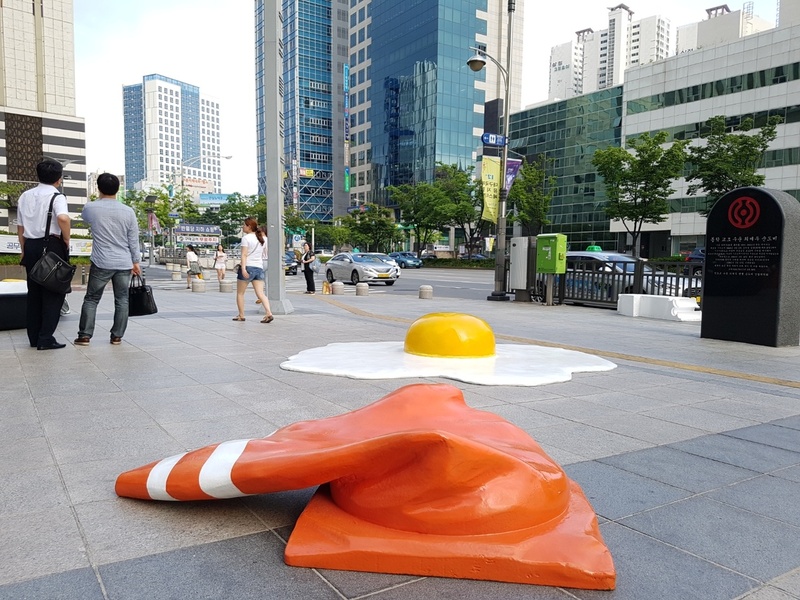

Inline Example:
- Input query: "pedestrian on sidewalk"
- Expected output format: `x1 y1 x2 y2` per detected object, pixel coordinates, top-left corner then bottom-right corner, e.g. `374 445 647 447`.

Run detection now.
17 159 71 350
186 244 202 288
233 218 274 323
74 173 141 346
213 244 227 282
300 241 316 294
256 226 268 304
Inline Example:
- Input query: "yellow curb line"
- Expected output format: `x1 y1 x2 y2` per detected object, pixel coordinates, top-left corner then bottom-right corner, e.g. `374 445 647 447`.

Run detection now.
318 296 800 390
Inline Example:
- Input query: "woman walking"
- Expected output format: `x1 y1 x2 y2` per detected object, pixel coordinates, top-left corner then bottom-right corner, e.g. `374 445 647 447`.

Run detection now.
213 244 227 282
233 218 274 323
300 242 316 294
185 244 202 289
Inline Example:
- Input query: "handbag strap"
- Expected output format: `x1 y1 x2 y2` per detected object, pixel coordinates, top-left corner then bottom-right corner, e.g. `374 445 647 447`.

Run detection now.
41 192 62 256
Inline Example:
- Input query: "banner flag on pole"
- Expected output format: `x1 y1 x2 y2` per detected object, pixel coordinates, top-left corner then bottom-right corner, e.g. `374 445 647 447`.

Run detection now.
505 158 523 191
148 212 162 235
481 156 501 224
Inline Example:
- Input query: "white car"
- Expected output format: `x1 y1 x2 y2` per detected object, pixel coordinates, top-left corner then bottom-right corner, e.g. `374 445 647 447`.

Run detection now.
325 253 400 285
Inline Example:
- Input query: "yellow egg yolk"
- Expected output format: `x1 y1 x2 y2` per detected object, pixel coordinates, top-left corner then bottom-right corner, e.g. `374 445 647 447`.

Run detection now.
404 313 496 358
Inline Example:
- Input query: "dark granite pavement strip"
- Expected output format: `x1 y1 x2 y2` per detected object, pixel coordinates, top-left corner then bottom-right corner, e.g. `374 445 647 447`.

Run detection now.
575 523 758 600
723 423 800 453
97 532 343 600
771 415 800 431
564 461 692 521
668 434 800 473
618 496 800 581
598 446 761 493
0 568 104 600
704 474 800 528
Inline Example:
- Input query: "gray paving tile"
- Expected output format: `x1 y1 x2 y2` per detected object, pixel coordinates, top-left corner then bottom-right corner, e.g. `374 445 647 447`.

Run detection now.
725 424 800 453
772 568 800 596
772 416 800 431
589 413 708 445
576 523 757 600
98 532 340 600
530 397 632 423
737 586 797 600
669 434 800 473
620 496 800 580
0 436 54 476
0 568 104 600
642 405 758 433
693 398 798 424
599 446 760 493
530 422 650 461
0 466 71 518
773 465 800 484
0 506 88 586
44 423 183 465
76 498 269 566
564 461 691 520
705 474 800 527
359 575 572 599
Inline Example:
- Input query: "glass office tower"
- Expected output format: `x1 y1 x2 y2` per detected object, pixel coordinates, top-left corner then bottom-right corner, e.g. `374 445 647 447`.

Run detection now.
351 0 488 206
256 0 349 222
508 87 623 250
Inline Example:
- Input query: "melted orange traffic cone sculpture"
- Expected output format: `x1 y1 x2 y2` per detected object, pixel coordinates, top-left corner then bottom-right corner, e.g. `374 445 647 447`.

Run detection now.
116 383 615 590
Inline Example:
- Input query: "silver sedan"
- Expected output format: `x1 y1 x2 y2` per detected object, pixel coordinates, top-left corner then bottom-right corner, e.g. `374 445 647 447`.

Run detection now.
325 253 399 285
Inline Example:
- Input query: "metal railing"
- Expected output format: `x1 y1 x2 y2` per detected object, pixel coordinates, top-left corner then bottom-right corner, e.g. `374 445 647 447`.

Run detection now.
534 259 702 308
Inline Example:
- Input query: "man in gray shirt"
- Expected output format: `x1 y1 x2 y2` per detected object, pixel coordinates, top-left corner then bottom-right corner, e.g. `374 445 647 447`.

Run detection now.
74 173 142 346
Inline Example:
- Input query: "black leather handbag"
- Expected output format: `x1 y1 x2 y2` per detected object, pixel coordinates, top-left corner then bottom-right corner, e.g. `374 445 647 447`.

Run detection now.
128 274 158 316
28 194 76 295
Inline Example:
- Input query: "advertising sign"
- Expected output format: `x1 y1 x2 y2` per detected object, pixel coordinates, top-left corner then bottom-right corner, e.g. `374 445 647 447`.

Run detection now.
481 157 501 224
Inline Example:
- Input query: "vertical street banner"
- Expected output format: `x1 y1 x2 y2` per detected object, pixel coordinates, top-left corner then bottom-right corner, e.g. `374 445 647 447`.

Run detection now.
505 158 523 191
481 156 501 224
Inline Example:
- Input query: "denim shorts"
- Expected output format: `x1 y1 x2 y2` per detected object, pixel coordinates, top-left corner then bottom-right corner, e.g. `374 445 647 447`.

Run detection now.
237 265 265 281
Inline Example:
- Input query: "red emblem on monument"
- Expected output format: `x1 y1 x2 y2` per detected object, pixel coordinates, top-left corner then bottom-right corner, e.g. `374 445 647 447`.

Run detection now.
728 196 761 229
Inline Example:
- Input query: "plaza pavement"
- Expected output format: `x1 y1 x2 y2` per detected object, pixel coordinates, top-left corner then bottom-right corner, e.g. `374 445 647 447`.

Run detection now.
1 264 800 600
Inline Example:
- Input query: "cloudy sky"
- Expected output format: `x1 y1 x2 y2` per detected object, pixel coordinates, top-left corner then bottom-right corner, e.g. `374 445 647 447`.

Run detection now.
73 0 778 196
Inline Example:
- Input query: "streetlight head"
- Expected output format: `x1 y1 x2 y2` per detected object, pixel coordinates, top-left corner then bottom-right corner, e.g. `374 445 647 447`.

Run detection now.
467 54 486 72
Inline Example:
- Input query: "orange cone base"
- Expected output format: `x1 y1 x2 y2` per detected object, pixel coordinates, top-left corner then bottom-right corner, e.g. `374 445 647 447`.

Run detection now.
285 483 616 590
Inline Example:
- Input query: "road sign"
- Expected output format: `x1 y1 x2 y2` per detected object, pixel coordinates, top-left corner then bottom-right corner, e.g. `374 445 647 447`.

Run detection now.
168 212 180 218
481 132 507 147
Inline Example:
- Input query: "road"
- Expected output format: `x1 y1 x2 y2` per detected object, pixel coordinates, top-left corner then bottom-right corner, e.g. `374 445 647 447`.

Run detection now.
312 266 495 301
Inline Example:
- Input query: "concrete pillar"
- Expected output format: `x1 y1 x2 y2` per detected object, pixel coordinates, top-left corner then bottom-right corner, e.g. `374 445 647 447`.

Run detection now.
191 279 206 293
219 280 233 293
171 271 182 281
419 285 433 299
355 282 369 296
331 281 345 295
180 265 188 275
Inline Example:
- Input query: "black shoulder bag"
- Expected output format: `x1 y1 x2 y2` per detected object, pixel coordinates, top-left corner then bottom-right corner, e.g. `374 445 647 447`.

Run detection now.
128 274 158 316
28 193 76 295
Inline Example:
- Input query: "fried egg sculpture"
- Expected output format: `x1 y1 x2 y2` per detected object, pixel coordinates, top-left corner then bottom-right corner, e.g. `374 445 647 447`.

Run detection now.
280 312 616 386
116 383 616 590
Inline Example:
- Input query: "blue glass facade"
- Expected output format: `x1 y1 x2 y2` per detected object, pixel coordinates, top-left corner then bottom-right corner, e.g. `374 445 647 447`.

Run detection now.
122 84 145 190
367 0 487 201
508 87 623 250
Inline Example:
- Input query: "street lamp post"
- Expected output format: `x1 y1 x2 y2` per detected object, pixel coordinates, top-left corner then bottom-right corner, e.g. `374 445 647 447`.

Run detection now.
467 0 515 301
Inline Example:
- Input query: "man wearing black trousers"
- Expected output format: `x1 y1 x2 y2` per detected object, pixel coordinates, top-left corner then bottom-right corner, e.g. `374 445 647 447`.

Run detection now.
17 159 71 350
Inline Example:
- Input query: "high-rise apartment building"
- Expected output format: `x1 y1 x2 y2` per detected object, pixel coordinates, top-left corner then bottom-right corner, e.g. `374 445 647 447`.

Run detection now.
676 4 773 53
547 4 671 101
123 74 223 194
0 0 86 230
256 0 524 221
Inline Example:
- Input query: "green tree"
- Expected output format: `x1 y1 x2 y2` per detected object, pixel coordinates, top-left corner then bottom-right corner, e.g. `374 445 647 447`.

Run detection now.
507 156 556 236
687 115 782 215
313 222 351 252
387 181 448 254
592 131 688 258
342 204 402 252
216 193 255 244
283 205 309 236
435 163 484 257
0 181 26 208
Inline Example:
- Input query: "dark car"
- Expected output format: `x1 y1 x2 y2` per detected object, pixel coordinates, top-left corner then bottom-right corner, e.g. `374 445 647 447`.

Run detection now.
683 247 705 276
459 253 487 260
284 251 298 275
388 252 423 268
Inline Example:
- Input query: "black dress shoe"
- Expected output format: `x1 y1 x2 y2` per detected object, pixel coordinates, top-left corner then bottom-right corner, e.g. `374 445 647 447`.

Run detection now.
37 342 67 350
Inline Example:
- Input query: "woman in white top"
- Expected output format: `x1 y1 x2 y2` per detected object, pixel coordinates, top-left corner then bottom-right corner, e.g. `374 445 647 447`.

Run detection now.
233 218 273 323
213 244 227 282
185 244 201 289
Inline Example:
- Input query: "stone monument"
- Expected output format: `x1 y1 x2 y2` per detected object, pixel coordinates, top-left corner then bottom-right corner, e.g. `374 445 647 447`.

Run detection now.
701 187 800 346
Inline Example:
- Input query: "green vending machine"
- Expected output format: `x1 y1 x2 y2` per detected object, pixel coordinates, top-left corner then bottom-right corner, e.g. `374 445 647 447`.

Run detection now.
536 234 567 305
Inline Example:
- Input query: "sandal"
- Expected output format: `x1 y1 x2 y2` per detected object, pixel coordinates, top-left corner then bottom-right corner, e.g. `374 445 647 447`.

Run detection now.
232 316 246 321
261 315 274 324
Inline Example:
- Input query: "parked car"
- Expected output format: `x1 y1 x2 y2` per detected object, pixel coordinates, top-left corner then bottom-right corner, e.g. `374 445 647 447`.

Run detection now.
459 253 487 260
540 251 700 305
325 252 399 285
388 251 423 268
683 247 705 276
284 250 298 275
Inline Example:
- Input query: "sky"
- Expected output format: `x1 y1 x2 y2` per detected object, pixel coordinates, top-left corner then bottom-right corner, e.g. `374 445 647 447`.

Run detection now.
73 0 779 197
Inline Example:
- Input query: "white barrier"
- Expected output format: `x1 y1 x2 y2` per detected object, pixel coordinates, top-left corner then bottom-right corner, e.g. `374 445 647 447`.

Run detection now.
618 294 701 322
419 285 433 299
355 282 369 296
